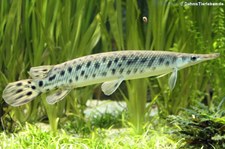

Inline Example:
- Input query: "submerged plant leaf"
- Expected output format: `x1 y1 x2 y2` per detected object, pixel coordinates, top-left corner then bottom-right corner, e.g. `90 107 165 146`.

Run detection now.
168 101 225 148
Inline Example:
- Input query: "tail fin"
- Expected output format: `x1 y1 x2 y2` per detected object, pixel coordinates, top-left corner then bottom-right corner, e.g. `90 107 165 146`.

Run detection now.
2 79 41 107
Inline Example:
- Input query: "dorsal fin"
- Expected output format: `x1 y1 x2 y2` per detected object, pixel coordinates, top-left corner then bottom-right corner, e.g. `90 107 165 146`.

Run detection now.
28 65 53 79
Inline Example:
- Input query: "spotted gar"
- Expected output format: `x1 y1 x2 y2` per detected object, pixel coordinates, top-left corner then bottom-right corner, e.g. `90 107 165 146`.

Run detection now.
2 50 219 106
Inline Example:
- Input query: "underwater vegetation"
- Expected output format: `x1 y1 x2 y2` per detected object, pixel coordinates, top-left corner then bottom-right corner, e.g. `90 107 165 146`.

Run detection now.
0 0 225 148
168 99 225 148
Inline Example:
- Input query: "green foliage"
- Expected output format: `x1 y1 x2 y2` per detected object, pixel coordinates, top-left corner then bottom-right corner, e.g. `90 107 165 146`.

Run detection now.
60 111 125 135
124 79 148 134
59 113 91 135
0 122 183 149
89 111 124 129
168 99 225 148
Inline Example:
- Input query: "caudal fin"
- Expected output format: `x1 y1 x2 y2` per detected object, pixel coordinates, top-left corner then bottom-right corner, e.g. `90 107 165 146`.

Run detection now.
2 79 41 107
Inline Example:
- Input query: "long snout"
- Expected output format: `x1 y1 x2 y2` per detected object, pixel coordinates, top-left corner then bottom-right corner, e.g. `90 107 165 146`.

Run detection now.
201 53 220 60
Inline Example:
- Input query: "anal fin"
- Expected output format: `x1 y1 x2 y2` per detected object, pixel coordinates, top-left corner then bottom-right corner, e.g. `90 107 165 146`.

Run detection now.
101 78 124 96
28 65 53 79
46 89 71 104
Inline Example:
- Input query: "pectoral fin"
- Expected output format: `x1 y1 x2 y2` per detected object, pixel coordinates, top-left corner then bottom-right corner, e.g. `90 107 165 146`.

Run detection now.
46 89 71 104
101 78 124 96
168 68 178 91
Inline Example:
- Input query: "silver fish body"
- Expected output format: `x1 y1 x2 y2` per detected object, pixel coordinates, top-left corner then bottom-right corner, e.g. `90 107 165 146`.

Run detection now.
2 50 219 106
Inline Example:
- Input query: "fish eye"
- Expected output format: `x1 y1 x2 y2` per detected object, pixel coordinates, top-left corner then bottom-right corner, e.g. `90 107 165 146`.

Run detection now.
191 56 197 61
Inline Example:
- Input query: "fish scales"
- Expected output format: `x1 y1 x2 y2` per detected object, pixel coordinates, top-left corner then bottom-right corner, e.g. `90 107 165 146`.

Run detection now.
41 51 176 91
2 50 219 106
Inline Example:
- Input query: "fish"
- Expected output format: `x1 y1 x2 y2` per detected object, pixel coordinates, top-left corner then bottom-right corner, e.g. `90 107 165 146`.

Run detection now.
2 50 220 106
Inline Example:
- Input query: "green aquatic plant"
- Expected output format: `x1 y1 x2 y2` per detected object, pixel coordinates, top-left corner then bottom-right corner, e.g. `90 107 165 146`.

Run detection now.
0 120 185 148
168 99 225 148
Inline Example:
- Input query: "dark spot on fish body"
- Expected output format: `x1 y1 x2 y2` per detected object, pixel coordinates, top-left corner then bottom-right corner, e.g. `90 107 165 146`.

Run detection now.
85 75 88 79
92 73 96 78
122 55 127 61
26 91 32 96
127 70 131 75
101 72 107 76
112 69 116 75
60 70 65 76
16 89 23 93
140 57 147 63
31 86 36 90
73 60 76 64
49 75 56 81
118 63 122 67
133 56 139 63
68 67 72 73
76 65 82 71
172 56 177 63
159 57 164 64
114 57 119 63
86 61 91 68
16 82 23 86
133 68 138 73
39 81 43 87
69 79 72 83
102 57 107 62
148 57 156 67
107 61 112 68
94 62 100 69
127 57 139 65
165 61 170 66
76 76 79 81
43 69 48 72
182 56 186 61
28 81 31 84
127 59 133 65
119 68 124 74
81 70 85 76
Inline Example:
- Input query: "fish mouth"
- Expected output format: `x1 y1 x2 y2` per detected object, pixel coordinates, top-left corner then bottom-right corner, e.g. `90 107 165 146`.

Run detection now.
202 53 220 60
